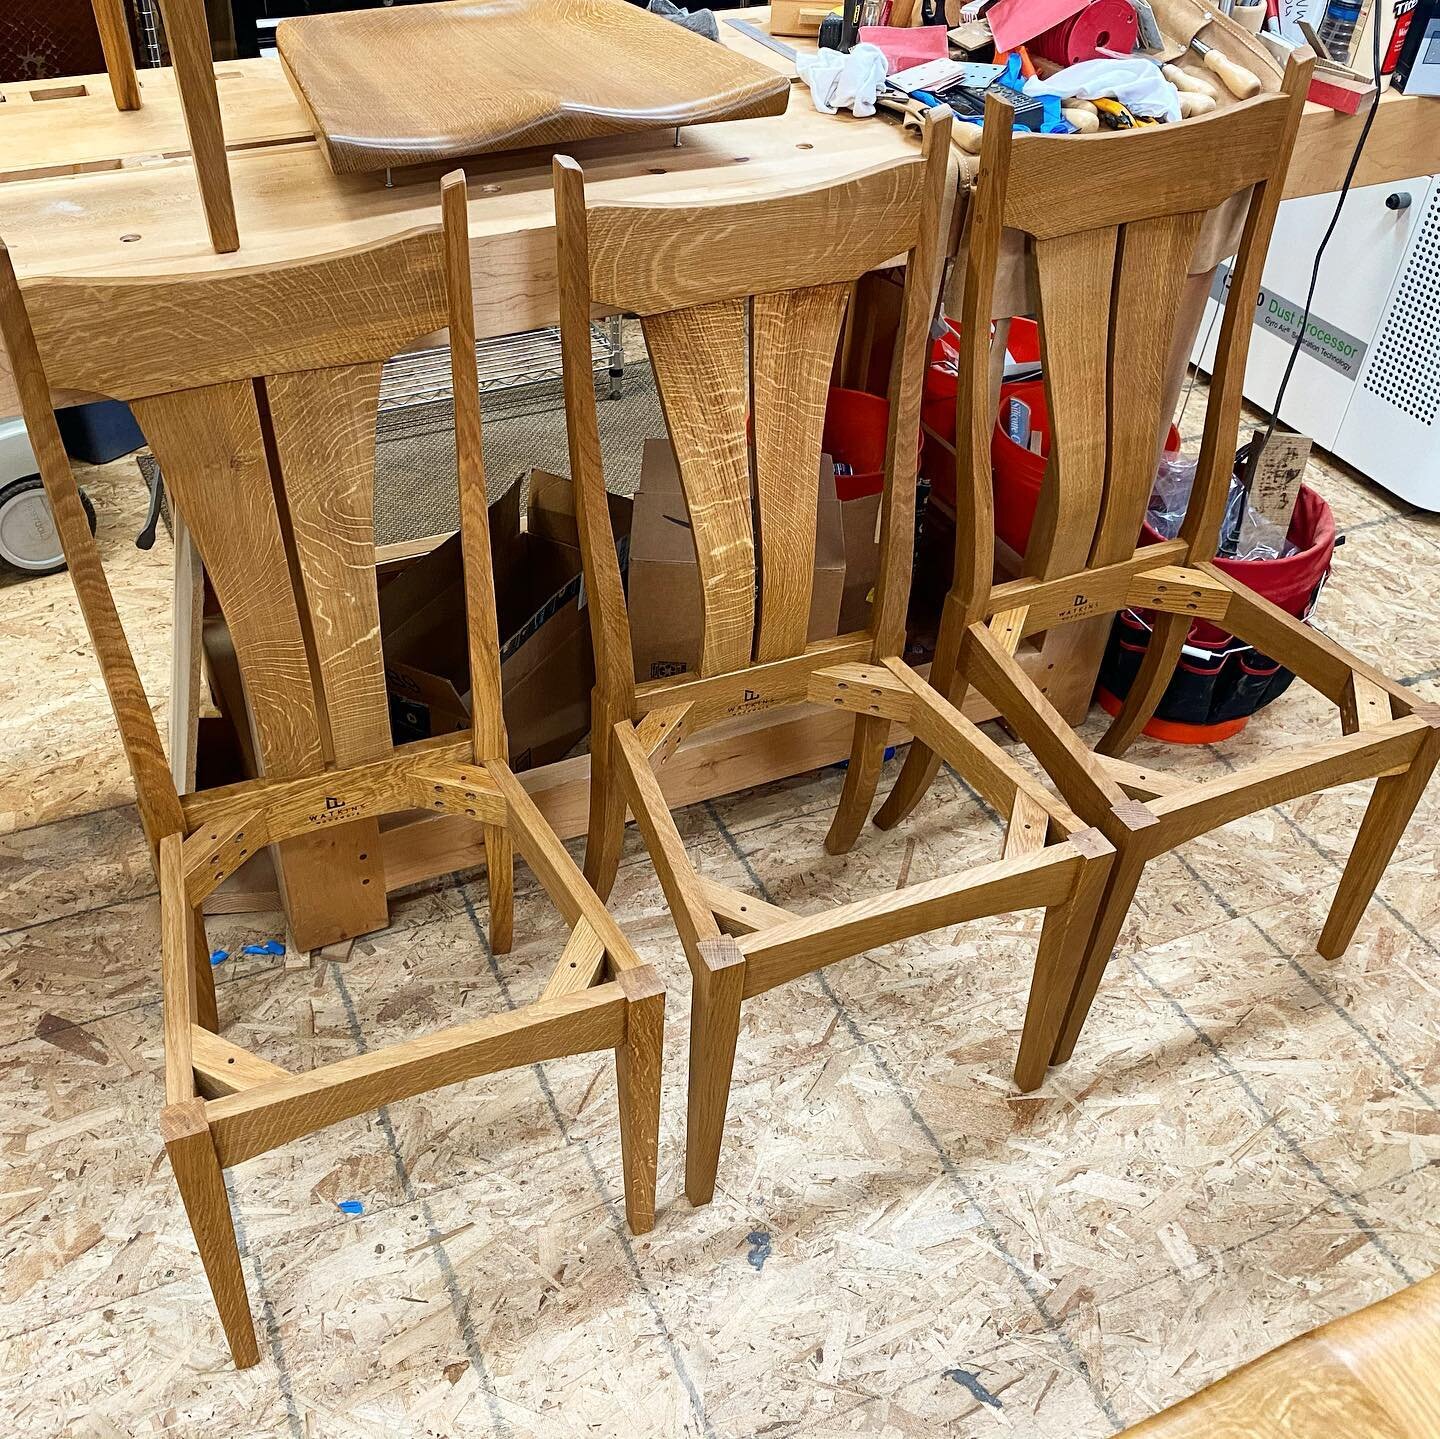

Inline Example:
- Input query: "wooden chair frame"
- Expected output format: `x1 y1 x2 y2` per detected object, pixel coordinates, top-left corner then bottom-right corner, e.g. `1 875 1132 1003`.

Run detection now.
879 60 1440 1083
88 0 238 252
554 110 1116 1207
0 173 661 1369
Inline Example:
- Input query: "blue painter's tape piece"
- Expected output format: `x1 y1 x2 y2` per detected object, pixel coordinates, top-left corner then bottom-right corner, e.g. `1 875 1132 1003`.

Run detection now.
945 1368 1002 1409
337 1199 364 1216
210 949 229 966
242 939 286 956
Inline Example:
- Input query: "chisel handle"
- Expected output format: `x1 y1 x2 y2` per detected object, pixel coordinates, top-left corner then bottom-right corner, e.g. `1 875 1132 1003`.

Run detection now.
1162 61 1218 95
1193 39 1261 97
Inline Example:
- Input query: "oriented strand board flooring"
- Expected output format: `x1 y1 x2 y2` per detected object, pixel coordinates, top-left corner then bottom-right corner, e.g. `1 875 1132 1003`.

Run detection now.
1 431 1437 1436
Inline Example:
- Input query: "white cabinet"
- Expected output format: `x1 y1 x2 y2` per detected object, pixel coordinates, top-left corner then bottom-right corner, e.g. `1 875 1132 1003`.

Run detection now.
1192 175 1439 508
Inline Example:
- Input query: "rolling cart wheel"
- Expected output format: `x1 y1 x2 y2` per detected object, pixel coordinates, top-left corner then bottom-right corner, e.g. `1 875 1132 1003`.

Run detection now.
0 476 96 576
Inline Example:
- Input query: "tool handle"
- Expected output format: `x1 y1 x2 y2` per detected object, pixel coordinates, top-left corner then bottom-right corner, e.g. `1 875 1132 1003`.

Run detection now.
1162 61 1218 95
1200 45 1261 97
1178 91 1218 115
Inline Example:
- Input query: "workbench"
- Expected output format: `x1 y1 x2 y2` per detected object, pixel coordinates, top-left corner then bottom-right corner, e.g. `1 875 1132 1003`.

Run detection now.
3 15 1436 946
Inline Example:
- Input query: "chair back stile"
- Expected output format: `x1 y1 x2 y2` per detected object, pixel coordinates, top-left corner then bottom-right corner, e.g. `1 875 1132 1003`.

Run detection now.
950 58 1313 620
554 114 954 725
0 174 502 859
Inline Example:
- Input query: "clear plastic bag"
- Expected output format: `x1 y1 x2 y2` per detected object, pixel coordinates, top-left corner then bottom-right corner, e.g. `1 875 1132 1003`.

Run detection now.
1145 447 1298 559
1145 450 1197 539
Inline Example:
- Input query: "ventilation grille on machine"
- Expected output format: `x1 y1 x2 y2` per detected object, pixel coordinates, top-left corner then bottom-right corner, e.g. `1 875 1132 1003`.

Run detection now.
1361 189 1440 427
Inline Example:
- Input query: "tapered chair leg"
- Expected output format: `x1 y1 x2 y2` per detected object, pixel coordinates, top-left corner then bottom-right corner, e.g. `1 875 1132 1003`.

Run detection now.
1014 830 1113 1090
1096 612 1188 758
1049 844 1148 1067
161 1098 260 1369
482 823 514 954
615 967 665 1234
1318 722 1440 959
584 703 627 901
826 714 889 854
685 937 746 1207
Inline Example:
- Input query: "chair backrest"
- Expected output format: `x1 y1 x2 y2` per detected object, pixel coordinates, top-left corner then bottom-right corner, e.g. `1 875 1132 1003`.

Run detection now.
949 54 1313 626
553 110 953 720
0 171 504 857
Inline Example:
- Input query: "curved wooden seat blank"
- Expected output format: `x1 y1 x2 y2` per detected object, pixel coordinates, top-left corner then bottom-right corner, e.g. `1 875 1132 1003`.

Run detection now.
277 0 792 175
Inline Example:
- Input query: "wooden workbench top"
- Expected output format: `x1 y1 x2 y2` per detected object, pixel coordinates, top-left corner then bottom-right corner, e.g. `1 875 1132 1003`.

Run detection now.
0 13 1434 411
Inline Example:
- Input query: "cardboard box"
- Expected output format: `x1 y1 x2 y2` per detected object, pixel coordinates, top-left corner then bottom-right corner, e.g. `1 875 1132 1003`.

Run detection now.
381 471 630 770
627 438 846 681
838 489 883 634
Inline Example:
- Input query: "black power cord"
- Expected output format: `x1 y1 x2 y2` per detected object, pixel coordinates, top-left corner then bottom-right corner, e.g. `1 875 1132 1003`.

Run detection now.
1259 15 1386 449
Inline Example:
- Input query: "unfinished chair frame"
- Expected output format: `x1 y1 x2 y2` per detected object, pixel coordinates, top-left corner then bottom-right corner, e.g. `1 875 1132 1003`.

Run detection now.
88 0 239 252
554 109 1116 1207
0 173 662 1369
879 60 1440 1083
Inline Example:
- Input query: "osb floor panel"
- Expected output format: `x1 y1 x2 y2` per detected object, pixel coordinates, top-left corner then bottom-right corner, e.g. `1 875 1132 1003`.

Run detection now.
1 429 1438 1435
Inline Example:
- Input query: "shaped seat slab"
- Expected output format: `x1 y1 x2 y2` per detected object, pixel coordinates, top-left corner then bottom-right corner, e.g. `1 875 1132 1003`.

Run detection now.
277 0 791 175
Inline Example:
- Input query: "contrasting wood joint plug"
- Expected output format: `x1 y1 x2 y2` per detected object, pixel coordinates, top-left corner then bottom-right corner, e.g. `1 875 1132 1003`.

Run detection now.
616 963 667 1010
1411 702 1440 730
1066 825 1116 863
695 934 747 977
1110 798 1159 834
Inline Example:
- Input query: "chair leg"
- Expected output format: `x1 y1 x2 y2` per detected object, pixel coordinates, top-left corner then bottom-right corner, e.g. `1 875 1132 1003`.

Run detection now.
826 714 889 854
1050 844 1148 1067
615 967 665 1234
160 1098 260 1369
875 610 966 832
482 823 514 955
1014 832 1113 1091
1096 612 1188 758
685 937 746 1208
1318 725 1440 959
191 909 218 1033
584 707 627 901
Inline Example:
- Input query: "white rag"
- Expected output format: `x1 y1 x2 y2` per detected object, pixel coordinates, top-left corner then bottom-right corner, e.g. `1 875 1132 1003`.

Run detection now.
796 43 890 117
1024 57 1182 123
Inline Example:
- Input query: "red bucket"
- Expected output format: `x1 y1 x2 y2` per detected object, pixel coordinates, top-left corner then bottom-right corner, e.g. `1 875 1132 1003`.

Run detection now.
990 380 1334 618
823 387 920 501
922 318 1041 510
991 380 1335 741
